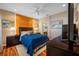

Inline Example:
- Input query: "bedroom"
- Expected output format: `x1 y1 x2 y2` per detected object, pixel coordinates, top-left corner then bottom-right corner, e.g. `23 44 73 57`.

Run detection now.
0 3 79 56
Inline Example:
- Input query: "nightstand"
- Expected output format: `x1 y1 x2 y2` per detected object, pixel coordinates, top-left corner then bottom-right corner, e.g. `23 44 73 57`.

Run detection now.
43 32 48 35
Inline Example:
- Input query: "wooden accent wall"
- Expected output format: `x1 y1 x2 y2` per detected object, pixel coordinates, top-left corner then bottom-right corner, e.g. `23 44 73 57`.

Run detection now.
16 14 33 35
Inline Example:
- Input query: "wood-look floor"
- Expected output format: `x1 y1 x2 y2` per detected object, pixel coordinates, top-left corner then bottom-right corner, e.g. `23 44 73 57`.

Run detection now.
0 46 46 56
47 36 79 56
0 46 18 56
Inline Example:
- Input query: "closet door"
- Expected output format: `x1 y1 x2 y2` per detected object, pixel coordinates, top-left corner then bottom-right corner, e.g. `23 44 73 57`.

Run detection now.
0 16 2 53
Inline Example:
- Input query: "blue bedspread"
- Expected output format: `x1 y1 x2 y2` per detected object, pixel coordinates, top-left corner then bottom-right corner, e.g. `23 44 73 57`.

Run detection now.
20 34 48 56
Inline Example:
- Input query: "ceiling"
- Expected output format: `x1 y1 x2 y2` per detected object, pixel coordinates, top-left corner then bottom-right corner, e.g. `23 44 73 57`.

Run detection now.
0 3 68 19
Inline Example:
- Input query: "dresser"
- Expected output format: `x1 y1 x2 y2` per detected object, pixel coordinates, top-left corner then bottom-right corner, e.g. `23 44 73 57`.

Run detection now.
7 35 21 47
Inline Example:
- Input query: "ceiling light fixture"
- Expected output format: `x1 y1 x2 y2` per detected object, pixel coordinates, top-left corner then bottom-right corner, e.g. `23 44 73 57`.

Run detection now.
62 4 66 7
35 8 40 15
14 9 16 11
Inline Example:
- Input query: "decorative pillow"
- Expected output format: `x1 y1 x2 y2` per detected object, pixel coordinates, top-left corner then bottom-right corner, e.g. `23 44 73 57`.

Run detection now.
19 31 33 41
22 31 32 35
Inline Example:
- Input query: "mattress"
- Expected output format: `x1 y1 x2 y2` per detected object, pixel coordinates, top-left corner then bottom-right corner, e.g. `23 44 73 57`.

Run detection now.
15 44 46 56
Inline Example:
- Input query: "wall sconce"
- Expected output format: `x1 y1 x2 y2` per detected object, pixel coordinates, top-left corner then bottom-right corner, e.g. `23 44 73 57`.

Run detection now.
10 27 15 30
34 27 38 30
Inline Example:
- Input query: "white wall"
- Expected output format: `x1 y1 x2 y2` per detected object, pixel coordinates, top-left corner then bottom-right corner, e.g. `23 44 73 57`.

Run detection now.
0 9 16 46
50 11 68 25
39 11 68 40
49 11 68 40
0 16 2 53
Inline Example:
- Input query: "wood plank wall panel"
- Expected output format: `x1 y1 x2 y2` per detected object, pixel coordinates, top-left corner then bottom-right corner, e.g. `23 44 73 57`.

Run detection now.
16 14 33 35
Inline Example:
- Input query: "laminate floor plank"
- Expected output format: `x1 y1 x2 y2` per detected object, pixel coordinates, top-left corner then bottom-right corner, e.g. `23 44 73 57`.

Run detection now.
0 46 18 56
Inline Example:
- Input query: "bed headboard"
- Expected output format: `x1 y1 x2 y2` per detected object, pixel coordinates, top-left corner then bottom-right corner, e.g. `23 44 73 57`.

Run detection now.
19 27 33 35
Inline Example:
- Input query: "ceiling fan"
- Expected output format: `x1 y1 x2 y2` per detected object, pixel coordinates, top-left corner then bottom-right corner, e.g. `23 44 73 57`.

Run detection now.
34 7 40 15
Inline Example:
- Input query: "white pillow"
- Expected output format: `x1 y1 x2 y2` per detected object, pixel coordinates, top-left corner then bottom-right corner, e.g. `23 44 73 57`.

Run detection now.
19 31 32 41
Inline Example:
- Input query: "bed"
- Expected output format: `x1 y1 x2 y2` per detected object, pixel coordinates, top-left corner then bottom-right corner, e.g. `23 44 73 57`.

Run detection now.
18 27 48 56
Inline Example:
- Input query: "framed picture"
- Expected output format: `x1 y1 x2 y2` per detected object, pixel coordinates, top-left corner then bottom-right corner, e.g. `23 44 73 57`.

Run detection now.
2 18 15 28
2 20 9 28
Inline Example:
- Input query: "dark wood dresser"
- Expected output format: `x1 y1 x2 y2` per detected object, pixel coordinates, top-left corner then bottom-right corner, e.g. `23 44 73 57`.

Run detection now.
7 35 21 47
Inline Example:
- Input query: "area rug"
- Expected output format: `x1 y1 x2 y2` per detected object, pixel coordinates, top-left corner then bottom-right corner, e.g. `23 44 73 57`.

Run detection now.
15 44 46 56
